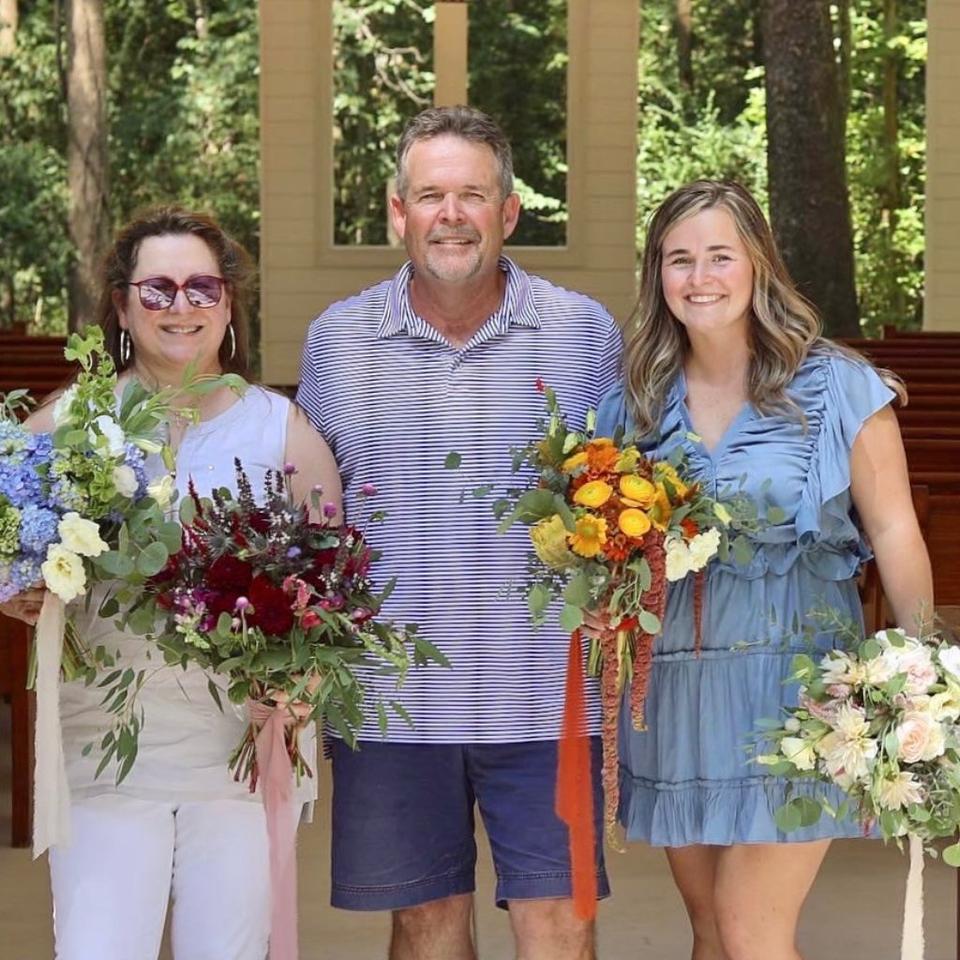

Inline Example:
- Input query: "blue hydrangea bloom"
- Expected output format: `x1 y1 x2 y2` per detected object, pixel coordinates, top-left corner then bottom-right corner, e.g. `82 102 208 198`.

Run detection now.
19 503 59 554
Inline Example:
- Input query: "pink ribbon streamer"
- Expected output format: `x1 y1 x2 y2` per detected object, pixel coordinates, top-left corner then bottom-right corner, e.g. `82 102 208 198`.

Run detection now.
248 700 298 960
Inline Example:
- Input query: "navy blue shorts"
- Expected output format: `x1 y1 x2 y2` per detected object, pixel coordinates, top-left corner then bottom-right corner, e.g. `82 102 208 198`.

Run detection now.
329 737 610 911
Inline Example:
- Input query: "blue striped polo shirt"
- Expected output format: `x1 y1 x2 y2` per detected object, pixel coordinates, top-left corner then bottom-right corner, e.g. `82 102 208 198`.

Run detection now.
296 256 623 742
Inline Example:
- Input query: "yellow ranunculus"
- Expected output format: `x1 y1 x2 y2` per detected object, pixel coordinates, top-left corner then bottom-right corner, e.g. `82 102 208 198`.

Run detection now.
618 508 652 538
530 515 577 570
654 461 688 499
573 479 613 508
617 507 652 537
561 450 589 473
649 484 673 531
618 474 657 507
568 514 608 558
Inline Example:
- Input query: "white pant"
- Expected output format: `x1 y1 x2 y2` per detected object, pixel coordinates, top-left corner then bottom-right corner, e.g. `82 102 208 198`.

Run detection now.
49 795 275 960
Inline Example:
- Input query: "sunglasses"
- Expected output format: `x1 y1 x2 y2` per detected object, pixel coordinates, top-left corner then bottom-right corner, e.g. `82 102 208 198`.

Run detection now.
126 275 226 311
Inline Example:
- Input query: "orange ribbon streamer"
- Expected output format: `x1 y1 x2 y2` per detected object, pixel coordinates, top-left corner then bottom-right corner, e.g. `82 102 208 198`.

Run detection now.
555 628 597 920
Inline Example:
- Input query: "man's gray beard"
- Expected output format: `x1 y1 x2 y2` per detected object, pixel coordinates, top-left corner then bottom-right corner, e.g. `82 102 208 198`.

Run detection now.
422 247 483 283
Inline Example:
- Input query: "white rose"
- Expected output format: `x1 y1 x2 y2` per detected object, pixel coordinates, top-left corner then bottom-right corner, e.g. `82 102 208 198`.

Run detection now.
781 736 817 771
112 464 139 499
877 771 925 812
58 512 108 558
51 385 78 427
938 645 960 680
895 710 946 763
147 474 176 510
665 538 692 582
886 645 938 695
41 544 87 603
89 415 126 457
687 528 722 572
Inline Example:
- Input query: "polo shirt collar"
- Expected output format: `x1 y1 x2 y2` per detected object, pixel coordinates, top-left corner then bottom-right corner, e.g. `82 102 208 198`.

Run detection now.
376 256 541 340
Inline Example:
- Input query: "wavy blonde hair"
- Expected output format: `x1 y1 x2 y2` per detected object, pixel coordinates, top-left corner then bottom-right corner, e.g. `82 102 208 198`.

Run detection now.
623 180 904 436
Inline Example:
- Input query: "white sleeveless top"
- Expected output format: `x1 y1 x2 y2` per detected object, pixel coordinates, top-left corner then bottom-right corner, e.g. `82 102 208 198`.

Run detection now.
61 386 317 805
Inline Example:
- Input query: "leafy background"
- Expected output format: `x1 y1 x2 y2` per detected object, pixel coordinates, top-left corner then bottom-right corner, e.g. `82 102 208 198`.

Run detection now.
0 0 927 348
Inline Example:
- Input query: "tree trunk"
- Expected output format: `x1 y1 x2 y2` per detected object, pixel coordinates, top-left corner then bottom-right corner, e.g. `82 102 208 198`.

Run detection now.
0 0 17 57
836 0 852 124
66 0 109 331
676 0 693 92
762 0 859 337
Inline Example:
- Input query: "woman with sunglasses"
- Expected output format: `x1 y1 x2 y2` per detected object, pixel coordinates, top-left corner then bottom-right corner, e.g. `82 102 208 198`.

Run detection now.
1 206 342 960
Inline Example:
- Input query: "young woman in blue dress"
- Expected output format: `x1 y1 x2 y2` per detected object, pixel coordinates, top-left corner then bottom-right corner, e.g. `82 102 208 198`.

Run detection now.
593 180 933 960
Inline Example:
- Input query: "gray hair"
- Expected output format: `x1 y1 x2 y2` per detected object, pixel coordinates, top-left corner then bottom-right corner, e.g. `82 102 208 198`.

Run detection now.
395 105 515 199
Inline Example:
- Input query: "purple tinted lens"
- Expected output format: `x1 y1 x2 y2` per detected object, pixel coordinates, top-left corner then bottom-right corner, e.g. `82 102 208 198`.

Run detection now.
183 276 223 308
138 279 178 309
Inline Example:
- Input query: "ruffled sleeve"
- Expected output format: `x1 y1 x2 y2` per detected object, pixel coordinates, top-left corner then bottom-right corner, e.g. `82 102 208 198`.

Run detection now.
794 353 896 576
594 383 630 439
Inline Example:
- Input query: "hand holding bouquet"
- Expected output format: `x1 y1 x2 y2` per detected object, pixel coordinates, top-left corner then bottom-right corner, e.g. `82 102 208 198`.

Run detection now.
115 460 442 960
463 381 750 919
120 460 443 789
0 327 239 855
756 622 960 959
492 382 745 844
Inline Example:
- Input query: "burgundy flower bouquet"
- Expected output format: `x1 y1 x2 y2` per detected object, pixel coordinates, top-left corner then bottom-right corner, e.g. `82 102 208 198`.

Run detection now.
137 459 441 786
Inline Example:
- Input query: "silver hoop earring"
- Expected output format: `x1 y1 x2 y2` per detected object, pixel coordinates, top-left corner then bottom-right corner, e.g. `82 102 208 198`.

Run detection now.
226 323 236 361
119 329 132 365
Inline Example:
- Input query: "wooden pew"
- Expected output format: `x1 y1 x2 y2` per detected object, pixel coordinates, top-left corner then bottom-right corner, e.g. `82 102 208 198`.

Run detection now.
0 613 33 847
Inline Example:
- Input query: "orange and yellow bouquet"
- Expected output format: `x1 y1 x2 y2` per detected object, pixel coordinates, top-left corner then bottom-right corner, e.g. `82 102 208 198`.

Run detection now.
489 381 749 916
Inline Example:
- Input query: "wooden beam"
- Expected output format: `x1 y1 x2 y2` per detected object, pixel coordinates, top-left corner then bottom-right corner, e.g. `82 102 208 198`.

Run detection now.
433 1 468 106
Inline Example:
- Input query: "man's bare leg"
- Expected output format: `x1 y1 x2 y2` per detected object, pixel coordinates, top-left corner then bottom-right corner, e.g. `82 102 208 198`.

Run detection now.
389 893 477 960
509 898 596 960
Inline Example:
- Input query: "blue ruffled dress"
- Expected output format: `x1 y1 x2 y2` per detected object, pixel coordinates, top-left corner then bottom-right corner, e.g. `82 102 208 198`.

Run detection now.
594 351 895 846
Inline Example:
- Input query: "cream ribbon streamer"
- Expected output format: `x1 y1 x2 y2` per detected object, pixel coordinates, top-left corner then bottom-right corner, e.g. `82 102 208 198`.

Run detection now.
32 592 71 857
901 833 925 960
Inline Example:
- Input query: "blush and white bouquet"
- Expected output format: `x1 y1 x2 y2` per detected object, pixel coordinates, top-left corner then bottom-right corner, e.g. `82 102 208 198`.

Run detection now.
756 622 960 959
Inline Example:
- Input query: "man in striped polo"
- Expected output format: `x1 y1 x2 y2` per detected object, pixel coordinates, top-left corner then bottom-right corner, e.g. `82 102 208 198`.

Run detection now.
296 106 622 960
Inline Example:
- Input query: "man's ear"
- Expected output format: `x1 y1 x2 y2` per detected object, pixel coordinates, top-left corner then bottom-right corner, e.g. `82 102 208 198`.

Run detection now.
502 192 521 242
389 193 407 241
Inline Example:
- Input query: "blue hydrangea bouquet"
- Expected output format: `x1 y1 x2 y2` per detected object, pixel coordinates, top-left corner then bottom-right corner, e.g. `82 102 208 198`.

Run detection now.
0 326 240 854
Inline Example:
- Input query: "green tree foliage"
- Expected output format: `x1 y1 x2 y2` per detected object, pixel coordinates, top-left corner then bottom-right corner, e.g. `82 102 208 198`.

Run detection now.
332 0 568 246
332 0 435 246
0 0 259 339
845 1 926 333
637 0 926 335
0 1 68 331
636 1 768 245
468 0 567 245
1 1 928 338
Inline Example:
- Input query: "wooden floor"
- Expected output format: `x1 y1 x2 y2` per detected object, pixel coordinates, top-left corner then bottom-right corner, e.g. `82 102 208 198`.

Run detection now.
0 707 955 960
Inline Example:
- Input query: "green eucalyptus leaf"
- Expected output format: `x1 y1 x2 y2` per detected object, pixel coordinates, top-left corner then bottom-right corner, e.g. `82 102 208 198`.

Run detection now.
95 551 135 578
637 610 662 635
136 542 169 577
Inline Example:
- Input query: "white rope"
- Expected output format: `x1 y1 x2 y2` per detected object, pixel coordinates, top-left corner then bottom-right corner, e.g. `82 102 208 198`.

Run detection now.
32 593 71 857
901 833 925 960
